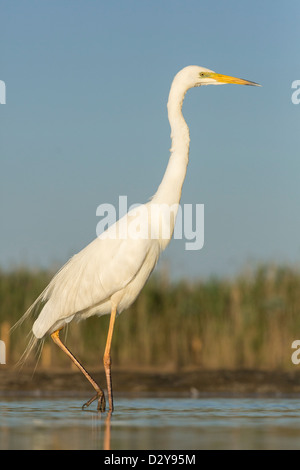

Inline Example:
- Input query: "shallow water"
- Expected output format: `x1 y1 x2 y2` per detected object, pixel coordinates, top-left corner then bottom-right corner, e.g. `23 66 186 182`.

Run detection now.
1 395 300 449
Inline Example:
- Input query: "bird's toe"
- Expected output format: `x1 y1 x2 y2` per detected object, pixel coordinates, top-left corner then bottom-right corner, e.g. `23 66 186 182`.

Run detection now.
82 390 106 412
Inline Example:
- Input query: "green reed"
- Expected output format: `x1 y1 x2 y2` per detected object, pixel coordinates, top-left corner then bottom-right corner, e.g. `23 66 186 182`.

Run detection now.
1 264 300 370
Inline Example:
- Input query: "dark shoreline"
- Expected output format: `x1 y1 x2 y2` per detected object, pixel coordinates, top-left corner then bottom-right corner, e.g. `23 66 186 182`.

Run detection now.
1 367 300 396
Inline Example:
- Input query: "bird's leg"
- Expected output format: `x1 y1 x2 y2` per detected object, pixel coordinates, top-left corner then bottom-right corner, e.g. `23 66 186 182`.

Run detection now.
103 306 117 412
50 329 106 412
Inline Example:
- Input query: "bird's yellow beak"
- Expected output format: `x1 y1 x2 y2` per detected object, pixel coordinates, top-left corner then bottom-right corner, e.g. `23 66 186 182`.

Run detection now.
210 73 261 87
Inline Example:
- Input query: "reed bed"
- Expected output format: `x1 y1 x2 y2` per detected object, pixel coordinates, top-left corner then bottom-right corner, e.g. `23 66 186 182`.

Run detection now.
1 265 300 371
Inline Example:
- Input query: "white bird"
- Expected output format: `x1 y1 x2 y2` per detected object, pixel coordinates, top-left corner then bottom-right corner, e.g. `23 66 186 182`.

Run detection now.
16 66 260 412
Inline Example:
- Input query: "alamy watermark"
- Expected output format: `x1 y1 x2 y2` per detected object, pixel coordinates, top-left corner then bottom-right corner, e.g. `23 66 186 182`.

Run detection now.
96 196 204 250
291 80 300 105
0 80 6 104
0 340 6 364
291 340 300 364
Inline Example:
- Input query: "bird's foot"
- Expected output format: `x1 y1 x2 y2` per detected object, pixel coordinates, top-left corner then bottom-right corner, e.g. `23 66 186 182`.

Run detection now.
82 389 106 412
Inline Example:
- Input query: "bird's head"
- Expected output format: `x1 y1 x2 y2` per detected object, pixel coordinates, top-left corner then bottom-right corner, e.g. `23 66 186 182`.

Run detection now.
174 65 261 89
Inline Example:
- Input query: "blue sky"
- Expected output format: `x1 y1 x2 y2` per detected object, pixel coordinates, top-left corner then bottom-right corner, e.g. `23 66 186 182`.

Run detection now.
1 0 300 279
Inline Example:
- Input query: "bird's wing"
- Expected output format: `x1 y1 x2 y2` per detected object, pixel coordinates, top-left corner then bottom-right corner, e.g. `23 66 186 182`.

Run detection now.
31 206 160 336
46 236 154 312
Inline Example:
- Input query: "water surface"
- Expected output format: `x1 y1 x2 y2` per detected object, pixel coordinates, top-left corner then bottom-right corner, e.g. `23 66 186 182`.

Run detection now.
1 395 300 449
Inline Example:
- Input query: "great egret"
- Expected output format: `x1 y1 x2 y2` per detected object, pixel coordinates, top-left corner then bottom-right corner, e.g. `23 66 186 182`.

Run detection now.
16 66 260 412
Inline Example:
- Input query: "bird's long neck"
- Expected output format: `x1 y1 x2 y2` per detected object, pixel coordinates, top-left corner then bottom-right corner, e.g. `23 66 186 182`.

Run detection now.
152 78 190 206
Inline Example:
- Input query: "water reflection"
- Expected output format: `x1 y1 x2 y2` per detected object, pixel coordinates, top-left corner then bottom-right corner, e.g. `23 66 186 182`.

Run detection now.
2 396 300 449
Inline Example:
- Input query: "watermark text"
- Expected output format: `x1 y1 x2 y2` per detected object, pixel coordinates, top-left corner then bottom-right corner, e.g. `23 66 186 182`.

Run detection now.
291 340 300 364
0 340 6 364
291 80 300 105
0 80 6 104
96 196 204 251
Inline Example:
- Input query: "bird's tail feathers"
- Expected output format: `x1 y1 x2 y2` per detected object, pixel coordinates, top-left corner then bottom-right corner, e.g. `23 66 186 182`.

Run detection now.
11 289 47 334
15 332 44 370
11 288 49 369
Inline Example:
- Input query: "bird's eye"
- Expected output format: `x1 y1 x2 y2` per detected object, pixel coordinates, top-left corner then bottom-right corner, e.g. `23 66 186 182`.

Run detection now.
199 72 206 77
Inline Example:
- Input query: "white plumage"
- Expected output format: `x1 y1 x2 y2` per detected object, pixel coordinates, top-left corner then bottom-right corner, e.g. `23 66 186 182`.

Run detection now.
32 205 162 338
16 65 260 411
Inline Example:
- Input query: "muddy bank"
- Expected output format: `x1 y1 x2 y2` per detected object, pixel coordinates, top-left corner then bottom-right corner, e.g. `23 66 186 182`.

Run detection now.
1 367 300 396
